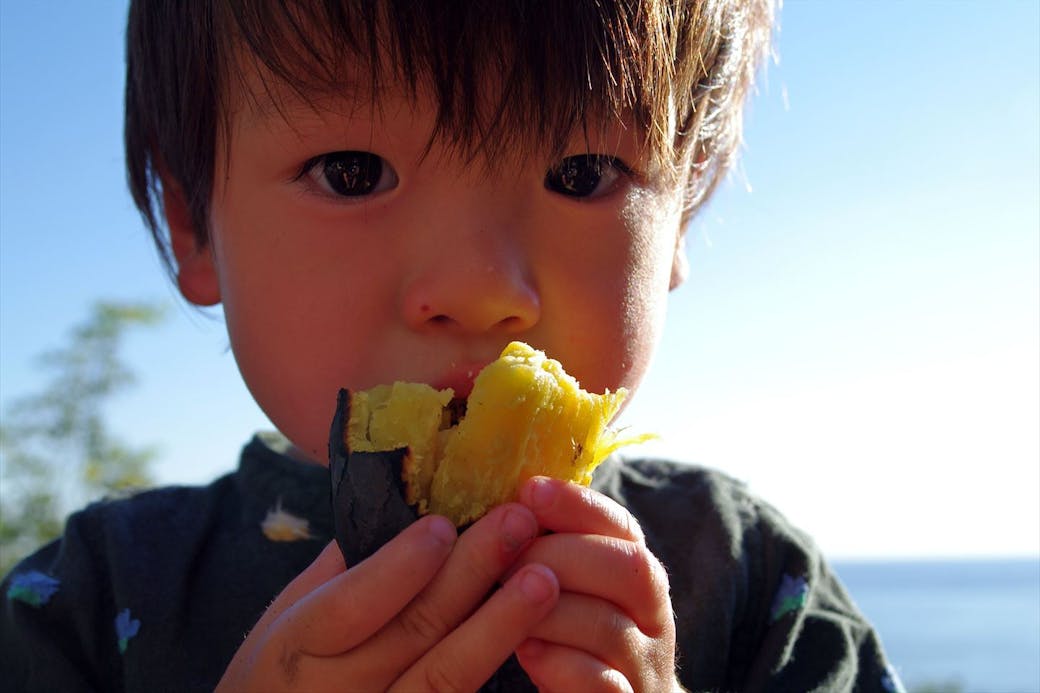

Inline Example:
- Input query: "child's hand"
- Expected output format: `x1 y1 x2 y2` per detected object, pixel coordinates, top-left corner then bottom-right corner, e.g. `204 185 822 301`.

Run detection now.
217 506 558 692
513 477 681 693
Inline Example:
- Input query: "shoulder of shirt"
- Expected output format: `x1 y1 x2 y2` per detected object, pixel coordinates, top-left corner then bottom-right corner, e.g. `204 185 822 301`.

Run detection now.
599 455 748 493
69 473 239 534
595 455 758 515
1 473 238 584
594 455 816 554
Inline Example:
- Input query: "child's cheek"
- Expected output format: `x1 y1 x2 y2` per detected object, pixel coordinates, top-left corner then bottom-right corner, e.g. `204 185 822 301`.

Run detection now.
617 186 684 361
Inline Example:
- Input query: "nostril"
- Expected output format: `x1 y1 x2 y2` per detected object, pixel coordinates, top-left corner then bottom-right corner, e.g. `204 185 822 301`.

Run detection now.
497 316 527 332
418 303 451 324
402 273 540 333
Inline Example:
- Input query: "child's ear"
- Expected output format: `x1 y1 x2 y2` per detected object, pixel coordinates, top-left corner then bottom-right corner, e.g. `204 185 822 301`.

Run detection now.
670 230 689 290
163 181 221 306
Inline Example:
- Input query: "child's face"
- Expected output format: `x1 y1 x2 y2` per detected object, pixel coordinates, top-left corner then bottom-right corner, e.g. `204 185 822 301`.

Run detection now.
172 62 688 463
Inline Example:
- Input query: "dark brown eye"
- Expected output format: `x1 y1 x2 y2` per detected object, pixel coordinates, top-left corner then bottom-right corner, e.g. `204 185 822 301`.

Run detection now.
544 155 627 198
306 151 398 197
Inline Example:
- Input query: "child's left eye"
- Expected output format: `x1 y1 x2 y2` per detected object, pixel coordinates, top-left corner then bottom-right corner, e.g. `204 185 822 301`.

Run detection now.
301 151 399 198
544 155 630 199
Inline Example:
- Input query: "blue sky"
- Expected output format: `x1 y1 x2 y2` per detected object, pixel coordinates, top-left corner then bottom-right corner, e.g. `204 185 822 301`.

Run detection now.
1 1 1037 559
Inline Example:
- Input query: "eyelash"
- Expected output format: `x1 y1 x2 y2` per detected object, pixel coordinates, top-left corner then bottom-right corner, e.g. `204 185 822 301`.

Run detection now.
296 151 399 199
544 155 632 199
295 151 633 201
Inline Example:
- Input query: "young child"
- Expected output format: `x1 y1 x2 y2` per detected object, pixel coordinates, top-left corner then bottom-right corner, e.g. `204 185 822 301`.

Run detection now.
2 1 901 691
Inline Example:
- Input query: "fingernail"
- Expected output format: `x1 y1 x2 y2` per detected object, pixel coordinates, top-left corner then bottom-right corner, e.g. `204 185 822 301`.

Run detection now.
502 507 537 551
426 515 457 547
517 566 555 603
525 477 556 511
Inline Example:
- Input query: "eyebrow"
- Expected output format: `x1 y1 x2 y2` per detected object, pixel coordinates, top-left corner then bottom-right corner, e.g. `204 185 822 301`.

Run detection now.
232 75 350 128
224 39 384 128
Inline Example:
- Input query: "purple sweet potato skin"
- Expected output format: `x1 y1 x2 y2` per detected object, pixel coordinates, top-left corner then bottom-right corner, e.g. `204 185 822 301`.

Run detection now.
326 388 535 691
328 388 419 566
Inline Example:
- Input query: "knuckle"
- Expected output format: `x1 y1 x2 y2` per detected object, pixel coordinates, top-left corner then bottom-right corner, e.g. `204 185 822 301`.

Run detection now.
619 543 673 625
603 668 636 693
592 603 638 649
578 484 608 520
624 510 646 543
585 600 613 642
278 642 302 686
467 545 506 585
644 564 677 640
396 598 450 644
619 540 655 584
604 497 644 543
459 518 514 582
583 668 632 693
627 544 665 590
422 656 466 693
646 552 670 597
579 486 644 542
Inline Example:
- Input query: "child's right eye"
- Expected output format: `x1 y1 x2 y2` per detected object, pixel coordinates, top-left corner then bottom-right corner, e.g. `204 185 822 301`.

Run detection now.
300 151 399 198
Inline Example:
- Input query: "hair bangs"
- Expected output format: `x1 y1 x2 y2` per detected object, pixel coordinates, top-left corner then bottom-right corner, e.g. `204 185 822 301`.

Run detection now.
220 1 667 167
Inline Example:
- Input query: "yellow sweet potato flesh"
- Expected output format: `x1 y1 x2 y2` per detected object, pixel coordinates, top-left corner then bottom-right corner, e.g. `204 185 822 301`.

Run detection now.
346 382 453 512
345 342 638 525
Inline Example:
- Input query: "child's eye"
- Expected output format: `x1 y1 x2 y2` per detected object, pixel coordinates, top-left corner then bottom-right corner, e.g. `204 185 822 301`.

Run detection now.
302 151 399 198
544 155 629 199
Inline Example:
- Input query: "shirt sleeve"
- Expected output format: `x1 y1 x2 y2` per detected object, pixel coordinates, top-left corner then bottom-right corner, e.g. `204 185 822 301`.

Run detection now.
738 547 902 692
595 457 903 693
729 497 903 693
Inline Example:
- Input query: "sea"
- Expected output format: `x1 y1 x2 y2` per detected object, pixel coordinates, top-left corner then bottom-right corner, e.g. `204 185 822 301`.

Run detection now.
832 558 1040 693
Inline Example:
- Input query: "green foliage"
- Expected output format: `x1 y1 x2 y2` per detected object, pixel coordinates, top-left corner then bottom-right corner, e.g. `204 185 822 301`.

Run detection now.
0 301 165 576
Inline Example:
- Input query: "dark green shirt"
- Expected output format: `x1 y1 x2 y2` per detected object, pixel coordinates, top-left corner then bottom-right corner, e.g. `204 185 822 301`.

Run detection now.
1 433 902 692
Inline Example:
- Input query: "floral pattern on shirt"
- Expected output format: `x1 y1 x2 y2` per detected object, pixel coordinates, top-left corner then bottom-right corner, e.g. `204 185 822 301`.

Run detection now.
115 608 141 654
770 573 809 622
6 571 60 607
261 498 312 541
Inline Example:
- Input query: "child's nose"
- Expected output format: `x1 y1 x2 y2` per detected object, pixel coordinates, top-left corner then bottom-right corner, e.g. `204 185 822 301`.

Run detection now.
400 225 541 335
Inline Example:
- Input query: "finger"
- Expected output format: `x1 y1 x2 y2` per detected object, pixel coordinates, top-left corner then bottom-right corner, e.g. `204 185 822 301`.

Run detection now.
349 502 539 677
275 514 457 655
519 477 644 542
516 638 633 693
390 564 559 693
527 592 649 679
515 533 672 637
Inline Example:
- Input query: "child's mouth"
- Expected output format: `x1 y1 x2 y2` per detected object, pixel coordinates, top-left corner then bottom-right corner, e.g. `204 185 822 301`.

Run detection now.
433 363 487 400
445 396 467 426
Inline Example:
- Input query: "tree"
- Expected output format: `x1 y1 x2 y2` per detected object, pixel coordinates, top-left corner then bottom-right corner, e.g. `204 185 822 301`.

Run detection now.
0 301 164 575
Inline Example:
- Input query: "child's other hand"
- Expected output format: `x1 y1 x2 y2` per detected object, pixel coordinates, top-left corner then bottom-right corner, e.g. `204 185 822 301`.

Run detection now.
513 477 681 693
216 506 558 692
